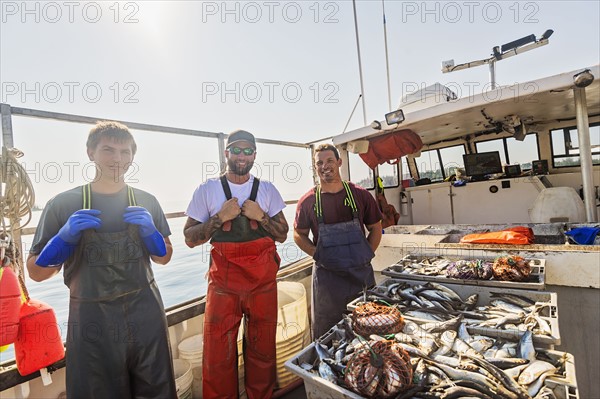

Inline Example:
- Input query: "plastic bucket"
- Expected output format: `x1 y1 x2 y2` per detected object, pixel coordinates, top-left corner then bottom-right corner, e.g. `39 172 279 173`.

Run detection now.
173 359 192 399
178 330 244 399
276 282 308 343
275 282 309 388
178 334 203 399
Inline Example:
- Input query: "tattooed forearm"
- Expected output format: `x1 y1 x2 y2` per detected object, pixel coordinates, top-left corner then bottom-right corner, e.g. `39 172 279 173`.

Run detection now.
183 215 223 248
259 211 289 243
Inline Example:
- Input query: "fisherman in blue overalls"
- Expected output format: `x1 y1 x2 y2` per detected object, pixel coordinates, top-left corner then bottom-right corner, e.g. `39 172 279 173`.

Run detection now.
294 144 383 339
27 121 177 399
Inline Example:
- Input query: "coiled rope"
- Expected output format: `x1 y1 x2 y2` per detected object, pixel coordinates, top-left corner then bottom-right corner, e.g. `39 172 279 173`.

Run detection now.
1 146 35 299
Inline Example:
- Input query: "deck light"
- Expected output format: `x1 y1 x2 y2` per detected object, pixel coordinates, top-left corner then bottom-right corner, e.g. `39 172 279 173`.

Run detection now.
385 109 405 125
540 29 554 40
501 34 536 53
442 29 554 90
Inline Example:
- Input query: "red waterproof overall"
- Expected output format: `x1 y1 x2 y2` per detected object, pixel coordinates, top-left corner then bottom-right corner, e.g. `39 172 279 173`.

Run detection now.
203 176 280 399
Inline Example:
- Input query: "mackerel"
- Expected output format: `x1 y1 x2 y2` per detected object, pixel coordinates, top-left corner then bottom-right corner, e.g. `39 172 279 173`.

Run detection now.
464 354 530 399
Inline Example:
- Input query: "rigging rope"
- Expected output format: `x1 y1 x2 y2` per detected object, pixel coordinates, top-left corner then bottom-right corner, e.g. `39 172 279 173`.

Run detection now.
1 146 35 300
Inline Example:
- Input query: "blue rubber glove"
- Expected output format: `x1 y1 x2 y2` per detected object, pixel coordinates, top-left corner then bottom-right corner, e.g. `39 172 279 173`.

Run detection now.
36 209 102 267
123 206 167 257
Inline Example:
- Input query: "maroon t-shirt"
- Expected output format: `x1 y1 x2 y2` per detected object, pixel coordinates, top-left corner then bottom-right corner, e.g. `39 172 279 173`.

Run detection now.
294 182 383 244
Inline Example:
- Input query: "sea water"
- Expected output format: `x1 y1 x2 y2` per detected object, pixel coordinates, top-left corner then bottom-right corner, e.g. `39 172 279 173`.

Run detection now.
1 207 303 362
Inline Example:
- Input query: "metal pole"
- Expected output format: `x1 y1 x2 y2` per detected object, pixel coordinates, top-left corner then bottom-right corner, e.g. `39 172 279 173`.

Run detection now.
489 59 497 90
573 87 598 222
342 94 362 134
352 0 367 125
218 132 227 174
382 0 392 112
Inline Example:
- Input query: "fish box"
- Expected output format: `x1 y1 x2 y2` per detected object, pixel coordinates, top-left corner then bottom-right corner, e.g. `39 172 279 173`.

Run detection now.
347 278 560 346
381 254 546 290
539 349 578 389
550 384 580 399
283 326 364 399
285 322 577 399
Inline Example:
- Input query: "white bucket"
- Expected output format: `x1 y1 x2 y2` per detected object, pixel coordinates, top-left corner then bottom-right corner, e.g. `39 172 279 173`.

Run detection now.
276 282 309 388
178 330 245 399
173 359 193 399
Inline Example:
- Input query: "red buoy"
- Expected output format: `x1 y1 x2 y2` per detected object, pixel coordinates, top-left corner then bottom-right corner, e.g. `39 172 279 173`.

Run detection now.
0 266 21 346
14 299 65 376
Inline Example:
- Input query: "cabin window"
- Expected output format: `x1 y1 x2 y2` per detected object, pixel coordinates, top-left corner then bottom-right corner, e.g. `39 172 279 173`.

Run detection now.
415 145 465 182
475 134 540 169
551 124 600 167
476 139 507 164
506 134 540 170
401 157 411 180
348 152 375 189
439 146 467 177
378 162 399 188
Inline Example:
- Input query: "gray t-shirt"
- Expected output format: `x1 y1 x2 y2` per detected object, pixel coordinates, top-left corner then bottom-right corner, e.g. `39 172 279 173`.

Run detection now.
30 185 171 255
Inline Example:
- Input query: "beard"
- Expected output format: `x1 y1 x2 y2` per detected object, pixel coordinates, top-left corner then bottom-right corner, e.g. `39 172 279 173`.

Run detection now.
227 157 254 175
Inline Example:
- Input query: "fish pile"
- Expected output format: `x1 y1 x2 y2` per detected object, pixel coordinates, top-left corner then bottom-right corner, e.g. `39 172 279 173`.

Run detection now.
359 281 554 338
393 321 566 399
446 259 493 280
389 255 535 282
302 315 569 399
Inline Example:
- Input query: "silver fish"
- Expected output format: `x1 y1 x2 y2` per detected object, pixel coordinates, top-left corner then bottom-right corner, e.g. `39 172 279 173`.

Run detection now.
452 338 483 358
518 360 556 385
503 364 528 379
318 361 337 384
518 330 536 361
533 386 558 399
527 370 556 397
490 299 526 314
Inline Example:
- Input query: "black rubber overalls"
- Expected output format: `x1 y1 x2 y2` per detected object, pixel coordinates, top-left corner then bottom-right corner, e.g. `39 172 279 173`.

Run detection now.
65 184 176 399
311 181 376 339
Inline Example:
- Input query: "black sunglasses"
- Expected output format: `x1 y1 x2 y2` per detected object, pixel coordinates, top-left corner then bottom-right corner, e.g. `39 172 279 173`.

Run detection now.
229 147 255 155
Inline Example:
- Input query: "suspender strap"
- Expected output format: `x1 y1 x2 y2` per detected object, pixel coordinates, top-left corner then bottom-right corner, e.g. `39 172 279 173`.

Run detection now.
128 186 137 206
82 184 137 208
315 181 358 223
220 175 260 201
82 184 92 209
342 181 358 214
249 177 260 201
220 175 233 200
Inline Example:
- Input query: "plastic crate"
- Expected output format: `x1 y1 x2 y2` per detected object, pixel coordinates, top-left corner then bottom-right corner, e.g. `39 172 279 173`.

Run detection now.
347 278 560 346
547 382 580 399
284 326 364 399
285 322 577 399
381 254 546 290
540 349 578 388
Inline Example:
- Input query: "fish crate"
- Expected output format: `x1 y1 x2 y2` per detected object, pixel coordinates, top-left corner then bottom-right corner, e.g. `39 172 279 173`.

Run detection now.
381 254 546 290
539 349 578 388
347 278 560 346
285 321 577 399
283 325 364 399
550 384 580 399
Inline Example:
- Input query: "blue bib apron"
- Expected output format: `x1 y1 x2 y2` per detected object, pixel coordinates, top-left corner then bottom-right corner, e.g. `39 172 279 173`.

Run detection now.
311 182 375 339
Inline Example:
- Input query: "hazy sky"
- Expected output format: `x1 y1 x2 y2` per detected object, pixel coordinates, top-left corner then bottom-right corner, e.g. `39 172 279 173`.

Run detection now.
1 0 599 208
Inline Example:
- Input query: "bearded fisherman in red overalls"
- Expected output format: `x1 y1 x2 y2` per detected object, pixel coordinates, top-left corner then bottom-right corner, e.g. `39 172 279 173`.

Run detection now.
184 130 289 399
